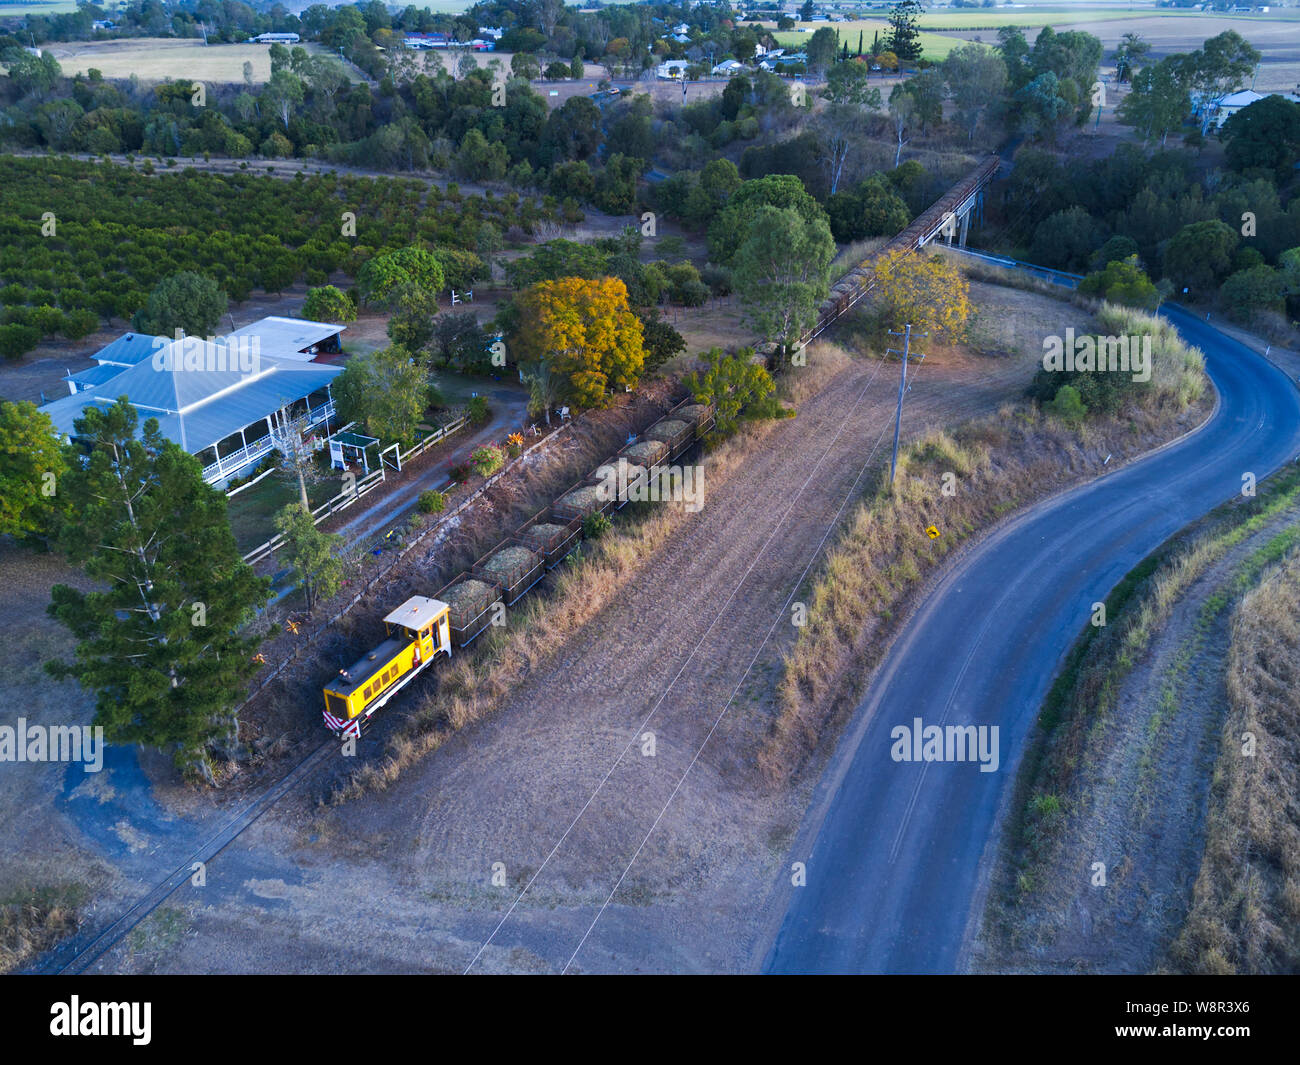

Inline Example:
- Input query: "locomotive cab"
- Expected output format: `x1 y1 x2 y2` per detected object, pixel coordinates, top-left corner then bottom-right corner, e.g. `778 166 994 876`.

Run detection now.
322 596 451 736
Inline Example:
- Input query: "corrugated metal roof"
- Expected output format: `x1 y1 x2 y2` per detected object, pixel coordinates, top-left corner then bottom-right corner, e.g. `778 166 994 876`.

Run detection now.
92 332 156 366
225 316 345 360
64 364 126 389
41 352 342 455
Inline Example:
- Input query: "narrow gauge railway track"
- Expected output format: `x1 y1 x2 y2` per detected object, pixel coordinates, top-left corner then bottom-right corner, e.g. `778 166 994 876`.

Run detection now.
29 160 1002 976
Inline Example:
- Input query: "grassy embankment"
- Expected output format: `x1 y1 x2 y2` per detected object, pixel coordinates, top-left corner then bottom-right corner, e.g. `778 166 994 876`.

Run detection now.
762 304 1207 782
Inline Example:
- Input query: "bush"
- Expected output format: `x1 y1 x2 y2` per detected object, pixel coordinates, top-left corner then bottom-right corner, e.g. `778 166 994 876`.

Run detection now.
448 461 471 482
583 511 612 539
0 323 41 359
418 489 446 514
470 444 504 478
302 285 357 323
466 395 489 423
1077 256 1159 311
1047 384 1086 423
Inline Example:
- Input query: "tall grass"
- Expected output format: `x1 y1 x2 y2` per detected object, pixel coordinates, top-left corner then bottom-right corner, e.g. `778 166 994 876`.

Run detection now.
1171 547 1300 973
763 382 1213 783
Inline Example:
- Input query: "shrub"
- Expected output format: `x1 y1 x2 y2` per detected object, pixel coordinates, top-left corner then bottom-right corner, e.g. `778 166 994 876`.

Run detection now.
448 461 471 482
0 323 41 359
1047 383 1086 423
418 489 446 514
302 285 357 323
466 395 489 423
470 444 504 478
582 511 612 539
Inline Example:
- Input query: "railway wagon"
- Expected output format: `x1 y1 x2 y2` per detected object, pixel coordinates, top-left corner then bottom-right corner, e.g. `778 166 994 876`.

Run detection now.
322 596 451 737
553 476 616 523
436 573 504 647
471 539 545 606
516 507 583 569
670 402 715 441
643 417 692 461
591 455 650 511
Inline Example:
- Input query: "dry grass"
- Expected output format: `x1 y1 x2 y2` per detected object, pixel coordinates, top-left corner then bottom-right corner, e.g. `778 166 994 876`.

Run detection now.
1171 546 1300 974
330 343 854 802
763 334 1210 784
42 38 342 84
0 884 86 974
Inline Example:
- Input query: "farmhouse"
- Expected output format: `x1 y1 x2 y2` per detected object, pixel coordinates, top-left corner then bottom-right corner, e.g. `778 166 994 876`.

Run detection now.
712 59 746 76
1208 88 1300 128
45 320 346 486
657 60 691 80
247 32 300 44
62 316 345 394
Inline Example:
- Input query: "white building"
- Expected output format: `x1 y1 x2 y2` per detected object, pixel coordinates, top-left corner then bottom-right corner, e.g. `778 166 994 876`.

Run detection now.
657 59 691 80
1208 88 1300 129
48 317 347 486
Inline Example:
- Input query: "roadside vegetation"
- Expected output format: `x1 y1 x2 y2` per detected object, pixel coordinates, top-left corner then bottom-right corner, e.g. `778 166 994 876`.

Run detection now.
764 303 1208 783
1172 544 1300 973
0 883 87 973
979 461 1300 971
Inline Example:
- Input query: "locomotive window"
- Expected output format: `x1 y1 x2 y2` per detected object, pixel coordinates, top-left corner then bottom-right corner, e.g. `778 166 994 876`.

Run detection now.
363 686 372 700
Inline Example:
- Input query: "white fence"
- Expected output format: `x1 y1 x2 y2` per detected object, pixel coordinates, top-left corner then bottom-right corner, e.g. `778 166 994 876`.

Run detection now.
240 415 468 565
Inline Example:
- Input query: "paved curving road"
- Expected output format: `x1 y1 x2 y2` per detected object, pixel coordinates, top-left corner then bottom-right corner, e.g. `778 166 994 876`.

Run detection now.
762 307 1300 974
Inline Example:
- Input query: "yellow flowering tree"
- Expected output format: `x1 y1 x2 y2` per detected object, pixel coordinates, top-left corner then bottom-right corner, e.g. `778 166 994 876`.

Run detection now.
869 250 971 340
513 277 645 409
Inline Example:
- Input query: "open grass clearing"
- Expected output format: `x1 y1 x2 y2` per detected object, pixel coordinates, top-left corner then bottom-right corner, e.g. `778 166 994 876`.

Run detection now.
41 38 343 84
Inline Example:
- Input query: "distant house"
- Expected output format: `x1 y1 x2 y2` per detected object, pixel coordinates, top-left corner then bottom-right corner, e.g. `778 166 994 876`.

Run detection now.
247 32 300 44
671 22 690 35
468 38 496 51
49 318 348 486
670 32 691 44
712 59 746 76
657 60 691 80
478 26 504 40
91 19 115 31
405 32 451 50
1208 88 1300 128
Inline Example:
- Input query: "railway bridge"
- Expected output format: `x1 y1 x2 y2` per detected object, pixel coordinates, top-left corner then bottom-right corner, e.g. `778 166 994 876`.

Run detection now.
797 154 1003 349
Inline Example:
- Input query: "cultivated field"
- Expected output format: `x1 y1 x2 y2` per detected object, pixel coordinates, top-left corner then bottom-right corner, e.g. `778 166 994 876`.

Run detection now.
0 0 85 14
39 38 343 84
767 9 1300 72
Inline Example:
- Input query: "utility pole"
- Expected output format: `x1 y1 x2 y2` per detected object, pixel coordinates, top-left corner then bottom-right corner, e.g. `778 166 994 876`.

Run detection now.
886 324 927 488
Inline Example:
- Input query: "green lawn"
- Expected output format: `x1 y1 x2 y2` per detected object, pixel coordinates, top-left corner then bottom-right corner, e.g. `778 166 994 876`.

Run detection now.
226 466 348 555
774 23 966 61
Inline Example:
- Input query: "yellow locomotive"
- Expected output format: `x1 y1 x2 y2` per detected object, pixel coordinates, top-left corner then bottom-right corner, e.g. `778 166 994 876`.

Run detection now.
321 596 451 738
